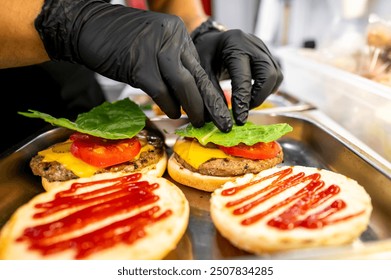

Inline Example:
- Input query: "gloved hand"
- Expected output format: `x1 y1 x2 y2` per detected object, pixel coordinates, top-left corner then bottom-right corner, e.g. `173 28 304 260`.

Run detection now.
191 19 283 125
35 0 232 132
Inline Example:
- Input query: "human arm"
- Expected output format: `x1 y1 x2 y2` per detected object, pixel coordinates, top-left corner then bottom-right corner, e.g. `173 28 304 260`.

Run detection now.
0 0 49 68
146 0 208 33
1 0 232 132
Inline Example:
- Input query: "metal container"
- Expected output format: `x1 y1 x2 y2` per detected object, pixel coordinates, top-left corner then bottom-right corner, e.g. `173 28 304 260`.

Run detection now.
277 47 391 163
1 109 390 259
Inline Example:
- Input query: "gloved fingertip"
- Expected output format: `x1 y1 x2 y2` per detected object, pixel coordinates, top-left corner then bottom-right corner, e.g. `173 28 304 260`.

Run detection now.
234 111 248 126
190 118 205 129
216 115 233 133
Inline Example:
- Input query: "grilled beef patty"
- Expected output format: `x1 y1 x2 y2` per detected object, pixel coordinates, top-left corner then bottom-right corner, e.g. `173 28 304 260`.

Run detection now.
30 129 165 182
174 150 283 177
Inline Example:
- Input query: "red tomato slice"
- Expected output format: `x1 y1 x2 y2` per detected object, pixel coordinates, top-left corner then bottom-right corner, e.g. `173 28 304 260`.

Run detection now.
69 133 141 168
223 89 232 108
218 141 281 160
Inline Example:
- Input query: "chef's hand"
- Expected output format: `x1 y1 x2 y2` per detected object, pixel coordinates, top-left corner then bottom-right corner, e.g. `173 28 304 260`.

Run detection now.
35 0 232 132
191 19 283 125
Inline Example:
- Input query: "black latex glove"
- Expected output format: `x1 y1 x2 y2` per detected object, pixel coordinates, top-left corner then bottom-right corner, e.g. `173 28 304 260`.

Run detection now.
35 0 232 132
191 19 283 125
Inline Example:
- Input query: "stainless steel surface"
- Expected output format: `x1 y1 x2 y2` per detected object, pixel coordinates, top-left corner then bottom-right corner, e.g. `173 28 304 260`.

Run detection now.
1 110 391 259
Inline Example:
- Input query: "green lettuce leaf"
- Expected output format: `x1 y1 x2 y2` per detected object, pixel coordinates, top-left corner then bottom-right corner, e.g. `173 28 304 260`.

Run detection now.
18 99 146 139
175 122 293 146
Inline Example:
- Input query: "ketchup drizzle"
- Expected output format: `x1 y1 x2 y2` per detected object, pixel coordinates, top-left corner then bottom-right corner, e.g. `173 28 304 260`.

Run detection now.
222 167 364 229
17 173 172 259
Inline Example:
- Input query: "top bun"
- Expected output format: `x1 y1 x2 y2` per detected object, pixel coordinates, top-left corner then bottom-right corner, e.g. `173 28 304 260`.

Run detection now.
210 165 372 254
0 171 189 260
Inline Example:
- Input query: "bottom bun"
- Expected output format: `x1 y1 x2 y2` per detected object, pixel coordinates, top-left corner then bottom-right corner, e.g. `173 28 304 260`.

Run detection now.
42 152 168 192
167 154 238 192
0 172 189 260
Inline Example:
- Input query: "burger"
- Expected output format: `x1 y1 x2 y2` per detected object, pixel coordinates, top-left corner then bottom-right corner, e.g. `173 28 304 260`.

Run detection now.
167 121 293 192
19 99 167 191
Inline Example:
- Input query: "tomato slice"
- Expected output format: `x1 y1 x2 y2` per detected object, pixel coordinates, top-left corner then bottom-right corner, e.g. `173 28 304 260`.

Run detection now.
223 89 232 108
218 141 281 160
69 133 141 168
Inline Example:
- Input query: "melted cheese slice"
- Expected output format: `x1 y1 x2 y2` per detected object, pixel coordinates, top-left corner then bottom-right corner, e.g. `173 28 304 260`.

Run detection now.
38 140 154 178
173 138 231 169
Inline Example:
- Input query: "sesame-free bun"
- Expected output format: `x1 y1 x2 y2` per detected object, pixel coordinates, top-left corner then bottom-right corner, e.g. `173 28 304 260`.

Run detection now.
210 165 372 254
167 154 238 192
0 172 189 260
42 151 167 192
167 136 284 192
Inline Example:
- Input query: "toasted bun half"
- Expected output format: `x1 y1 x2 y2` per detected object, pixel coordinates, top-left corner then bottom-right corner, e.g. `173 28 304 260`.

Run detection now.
42 152 168 192
0 172 189 260
210 165 372 254
167 154 239 192
167 137 284 192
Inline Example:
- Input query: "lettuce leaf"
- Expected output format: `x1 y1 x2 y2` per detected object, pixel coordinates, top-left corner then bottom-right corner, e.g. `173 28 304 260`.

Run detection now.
18 99 146 139
175 122 293 146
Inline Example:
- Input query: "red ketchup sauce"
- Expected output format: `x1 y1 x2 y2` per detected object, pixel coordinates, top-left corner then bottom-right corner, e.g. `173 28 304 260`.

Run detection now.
221 167 364 229
16 173 171 259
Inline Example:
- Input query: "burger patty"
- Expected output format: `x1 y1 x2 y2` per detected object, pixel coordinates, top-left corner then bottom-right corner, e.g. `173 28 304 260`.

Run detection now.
30 129 165 182
174 150 284 177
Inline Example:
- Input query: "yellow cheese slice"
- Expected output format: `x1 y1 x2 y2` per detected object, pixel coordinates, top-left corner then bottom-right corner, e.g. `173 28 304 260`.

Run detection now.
38 140 154 178
173 138 230 169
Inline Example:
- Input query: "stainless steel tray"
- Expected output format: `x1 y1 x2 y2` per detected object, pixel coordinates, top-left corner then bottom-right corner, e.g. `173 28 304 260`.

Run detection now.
1 111 391 259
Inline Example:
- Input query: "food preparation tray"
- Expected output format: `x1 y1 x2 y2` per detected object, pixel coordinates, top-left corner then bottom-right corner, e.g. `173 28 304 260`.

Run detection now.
1 109 390 259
